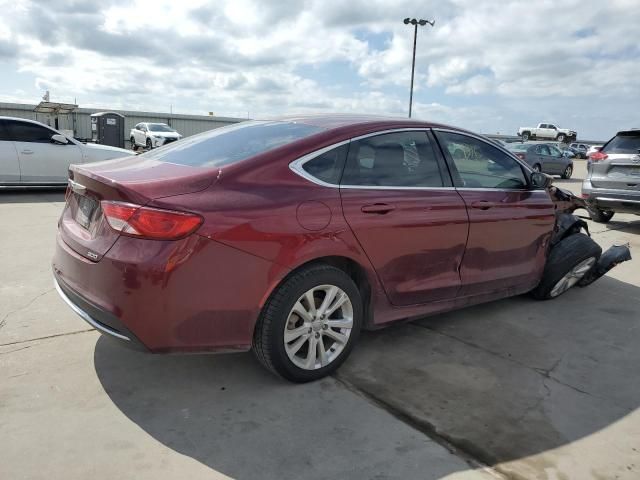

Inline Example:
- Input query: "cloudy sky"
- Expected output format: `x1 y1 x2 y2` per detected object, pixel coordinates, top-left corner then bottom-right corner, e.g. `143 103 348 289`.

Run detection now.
0 0 638 139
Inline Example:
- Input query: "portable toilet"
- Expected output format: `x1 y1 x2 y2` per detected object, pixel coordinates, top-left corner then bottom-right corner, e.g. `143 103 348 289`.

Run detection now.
90 112 125 148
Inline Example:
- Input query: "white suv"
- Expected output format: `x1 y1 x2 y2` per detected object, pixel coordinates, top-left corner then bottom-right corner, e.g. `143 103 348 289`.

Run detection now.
130 123 182 150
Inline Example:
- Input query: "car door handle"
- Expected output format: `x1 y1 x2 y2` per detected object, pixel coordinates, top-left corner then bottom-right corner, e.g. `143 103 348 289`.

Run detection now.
470 201 496 210
361 203 395 214
21 149 34 154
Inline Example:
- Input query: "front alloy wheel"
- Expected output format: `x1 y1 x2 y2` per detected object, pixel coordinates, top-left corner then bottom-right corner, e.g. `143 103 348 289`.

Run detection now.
549 257 596 297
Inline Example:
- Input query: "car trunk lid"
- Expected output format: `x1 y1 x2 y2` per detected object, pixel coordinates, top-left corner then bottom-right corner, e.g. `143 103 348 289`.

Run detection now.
59 156 218 262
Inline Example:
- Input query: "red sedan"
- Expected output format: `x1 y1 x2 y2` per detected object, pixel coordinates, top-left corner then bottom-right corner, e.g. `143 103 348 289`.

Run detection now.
53 115 619 382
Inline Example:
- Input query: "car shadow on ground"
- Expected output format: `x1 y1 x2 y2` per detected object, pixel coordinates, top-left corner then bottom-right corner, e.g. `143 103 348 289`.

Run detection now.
94 276 640 478
604 218 640 234
0 190 66 204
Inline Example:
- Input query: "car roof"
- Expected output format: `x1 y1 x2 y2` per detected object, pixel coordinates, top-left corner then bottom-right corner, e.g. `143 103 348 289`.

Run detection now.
264 113 470 136
0 116 51 127
616 128 640 135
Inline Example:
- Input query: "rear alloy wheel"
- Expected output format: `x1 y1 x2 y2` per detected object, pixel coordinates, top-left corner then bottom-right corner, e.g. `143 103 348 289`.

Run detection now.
522 132 530 141
532 233 601 300
561 164 573 179
253 265 362 382
587 207 615 223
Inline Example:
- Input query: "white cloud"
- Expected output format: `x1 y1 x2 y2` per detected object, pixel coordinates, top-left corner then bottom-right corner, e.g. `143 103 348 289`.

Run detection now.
0 0 638 138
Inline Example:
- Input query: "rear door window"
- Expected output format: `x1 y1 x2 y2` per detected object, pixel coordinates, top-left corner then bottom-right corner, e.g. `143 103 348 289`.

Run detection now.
7 120 54 143
602 133 640 154
0 120 11 141
341 131 444 187
143 121 324 167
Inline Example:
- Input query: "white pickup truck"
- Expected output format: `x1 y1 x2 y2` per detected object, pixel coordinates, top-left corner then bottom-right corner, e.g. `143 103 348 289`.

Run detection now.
517 123 577 143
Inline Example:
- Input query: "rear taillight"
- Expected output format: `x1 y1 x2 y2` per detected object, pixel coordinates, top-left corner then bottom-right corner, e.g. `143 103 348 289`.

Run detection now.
101 201 203 240
589 152 608 162
516 153 526 160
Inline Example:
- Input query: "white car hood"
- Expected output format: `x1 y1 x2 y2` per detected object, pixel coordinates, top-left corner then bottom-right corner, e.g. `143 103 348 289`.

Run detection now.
82 142 132 154
150 132 181 138
80 142 134 163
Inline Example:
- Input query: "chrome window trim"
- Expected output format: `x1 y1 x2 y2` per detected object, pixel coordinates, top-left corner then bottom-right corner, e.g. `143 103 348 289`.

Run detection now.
289 127 536 192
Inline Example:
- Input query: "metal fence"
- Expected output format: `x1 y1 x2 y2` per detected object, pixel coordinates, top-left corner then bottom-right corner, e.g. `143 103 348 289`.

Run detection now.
0 102 245 145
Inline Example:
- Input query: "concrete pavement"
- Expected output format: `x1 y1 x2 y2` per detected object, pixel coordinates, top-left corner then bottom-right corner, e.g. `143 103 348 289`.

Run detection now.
1 161 638 479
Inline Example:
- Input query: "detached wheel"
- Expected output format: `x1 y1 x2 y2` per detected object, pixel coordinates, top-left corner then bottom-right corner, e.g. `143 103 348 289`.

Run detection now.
253 265 362 382
587 207 614 223
532 233 601 300
561 164 573 179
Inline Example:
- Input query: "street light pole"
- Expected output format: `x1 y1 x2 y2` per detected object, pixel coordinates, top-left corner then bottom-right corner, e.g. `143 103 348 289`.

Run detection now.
403 18 434 118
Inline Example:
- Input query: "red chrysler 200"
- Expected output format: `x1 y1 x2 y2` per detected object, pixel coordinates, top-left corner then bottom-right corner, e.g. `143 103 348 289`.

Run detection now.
53 115 630 382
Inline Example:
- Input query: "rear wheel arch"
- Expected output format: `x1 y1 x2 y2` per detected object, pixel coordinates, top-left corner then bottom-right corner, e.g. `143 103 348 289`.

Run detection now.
257 255 374 330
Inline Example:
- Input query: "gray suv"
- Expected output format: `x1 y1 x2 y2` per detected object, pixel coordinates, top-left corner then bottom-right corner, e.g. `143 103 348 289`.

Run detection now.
582 129 640 223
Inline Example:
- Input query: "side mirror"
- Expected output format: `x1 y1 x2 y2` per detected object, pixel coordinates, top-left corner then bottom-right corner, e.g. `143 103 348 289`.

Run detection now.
51 134 69 145
531 171 553 189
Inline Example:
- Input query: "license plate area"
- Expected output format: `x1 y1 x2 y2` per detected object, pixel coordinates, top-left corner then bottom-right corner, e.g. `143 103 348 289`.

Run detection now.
74 194 98 230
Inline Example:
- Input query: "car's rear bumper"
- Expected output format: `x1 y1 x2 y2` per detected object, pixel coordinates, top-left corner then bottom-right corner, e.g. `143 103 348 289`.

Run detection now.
54 273 148 351
52 231 281 353
582 179 640 214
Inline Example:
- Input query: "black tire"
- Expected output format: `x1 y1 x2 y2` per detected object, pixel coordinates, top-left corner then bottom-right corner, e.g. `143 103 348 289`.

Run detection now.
587 207 614 223
130 137 137 151
532 163 542 172
253 264 363 383
146 138 152 150
561 164 573 179
521 132 530 141
531 233 601 300
557 133 566 143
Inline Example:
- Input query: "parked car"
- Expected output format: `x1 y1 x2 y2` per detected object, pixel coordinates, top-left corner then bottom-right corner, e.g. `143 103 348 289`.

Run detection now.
506 142 574 178
569 142 590 159
0 116 134 186
583 129 640 222
130 123 182 150
587 144 603 156
52 115 627 382
517 123 577 143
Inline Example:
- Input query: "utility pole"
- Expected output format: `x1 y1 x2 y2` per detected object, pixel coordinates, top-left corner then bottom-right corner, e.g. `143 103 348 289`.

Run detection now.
403 17 434 118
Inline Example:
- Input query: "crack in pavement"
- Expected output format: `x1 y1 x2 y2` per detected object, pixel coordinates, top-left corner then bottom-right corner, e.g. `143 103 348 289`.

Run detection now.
0 288 55 330
332 373 509 480
0 328 94 347
412 323 634 413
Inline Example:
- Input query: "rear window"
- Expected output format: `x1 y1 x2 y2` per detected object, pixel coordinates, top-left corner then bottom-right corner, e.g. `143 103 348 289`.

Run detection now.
602 132 640 154
142 121 324 167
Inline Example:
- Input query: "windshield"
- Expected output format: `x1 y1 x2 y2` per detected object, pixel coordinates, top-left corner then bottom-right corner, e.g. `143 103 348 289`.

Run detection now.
142 120 324 167
602 133 640 154
148 124 176 132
